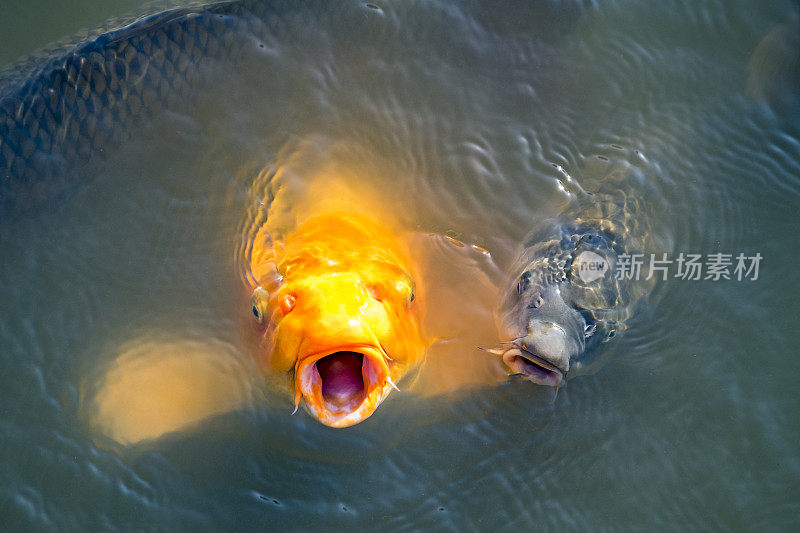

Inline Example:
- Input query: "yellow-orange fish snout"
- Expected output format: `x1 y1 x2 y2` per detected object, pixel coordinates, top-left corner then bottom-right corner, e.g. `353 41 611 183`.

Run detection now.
274 272 417 427
250 211 425 427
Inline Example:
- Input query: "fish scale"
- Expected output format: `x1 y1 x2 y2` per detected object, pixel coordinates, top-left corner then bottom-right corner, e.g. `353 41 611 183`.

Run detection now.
0 0 382 218
0 0 308 218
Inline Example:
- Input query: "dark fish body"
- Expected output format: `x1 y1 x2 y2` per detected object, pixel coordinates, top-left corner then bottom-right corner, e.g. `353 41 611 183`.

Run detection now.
746 11 800 112
0 0 357 218
498 156 660 385
2 1 234 216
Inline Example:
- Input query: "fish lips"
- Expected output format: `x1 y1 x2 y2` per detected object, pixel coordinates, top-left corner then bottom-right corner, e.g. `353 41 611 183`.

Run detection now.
502 347 565 387
294 345 393 428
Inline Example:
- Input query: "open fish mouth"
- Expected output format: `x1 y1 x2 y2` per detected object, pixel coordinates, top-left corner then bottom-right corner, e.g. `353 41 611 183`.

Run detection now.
295 345 393 428
501 347 564 387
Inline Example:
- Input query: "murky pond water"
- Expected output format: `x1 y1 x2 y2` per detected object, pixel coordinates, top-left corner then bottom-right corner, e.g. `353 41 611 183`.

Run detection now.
1 0 799 529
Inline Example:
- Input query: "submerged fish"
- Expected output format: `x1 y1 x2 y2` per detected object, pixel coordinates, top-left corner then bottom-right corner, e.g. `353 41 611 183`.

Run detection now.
495 156 662 386
0 0 372 217
746 10 800 112
85 337 256 447
249 210 425 427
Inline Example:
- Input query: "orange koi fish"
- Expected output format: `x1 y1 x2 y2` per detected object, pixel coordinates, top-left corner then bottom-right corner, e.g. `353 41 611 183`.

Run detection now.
249 211 426 428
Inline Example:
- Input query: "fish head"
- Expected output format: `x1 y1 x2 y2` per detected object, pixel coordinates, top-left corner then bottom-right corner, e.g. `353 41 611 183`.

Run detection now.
499 282 586 386
252 266 422 428
497 230 626 386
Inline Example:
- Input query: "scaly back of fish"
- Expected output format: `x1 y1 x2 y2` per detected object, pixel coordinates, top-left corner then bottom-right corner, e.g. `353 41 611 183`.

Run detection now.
0 0 361 218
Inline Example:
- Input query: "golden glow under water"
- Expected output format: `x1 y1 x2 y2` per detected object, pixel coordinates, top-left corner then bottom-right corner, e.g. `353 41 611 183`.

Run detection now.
87 338 254 446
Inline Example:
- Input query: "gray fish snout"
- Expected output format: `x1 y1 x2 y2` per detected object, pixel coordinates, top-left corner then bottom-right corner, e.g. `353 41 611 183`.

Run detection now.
522 321 570 373
499 320 573 387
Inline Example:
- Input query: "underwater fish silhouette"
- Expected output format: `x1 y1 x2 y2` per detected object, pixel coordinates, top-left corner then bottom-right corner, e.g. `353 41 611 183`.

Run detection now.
0 0 373 217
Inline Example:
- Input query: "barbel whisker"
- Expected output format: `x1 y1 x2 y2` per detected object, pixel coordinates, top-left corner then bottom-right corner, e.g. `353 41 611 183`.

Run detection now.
386 376 400 392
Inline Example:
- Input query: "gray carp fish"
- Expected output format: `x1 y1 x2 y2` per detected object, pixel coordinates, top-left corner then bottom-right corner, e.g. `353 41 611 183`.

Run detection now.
495 153 667 386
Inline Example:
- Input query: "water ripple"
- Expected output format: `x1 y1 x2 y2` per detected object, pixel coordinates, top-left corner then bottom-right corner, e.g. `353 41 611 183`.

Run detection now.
1 0 799 530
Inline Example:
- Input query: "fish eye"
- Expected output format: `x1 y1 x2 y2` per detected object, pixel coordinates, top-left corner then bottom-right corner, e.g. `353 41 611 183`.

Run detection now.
250 286 269 324
517 271 531 295
370 275 416 306
405 276 416 307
